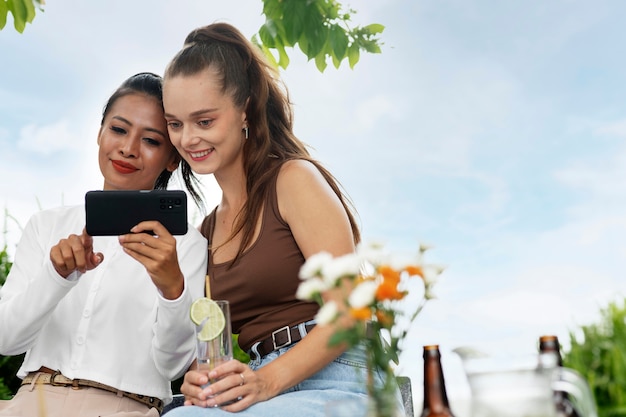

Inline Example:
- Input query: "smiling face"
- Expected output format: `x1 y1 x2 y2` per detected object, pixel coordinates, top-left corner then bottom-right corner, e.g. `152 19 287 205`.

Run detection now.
163 69 248 177
98 93 179 191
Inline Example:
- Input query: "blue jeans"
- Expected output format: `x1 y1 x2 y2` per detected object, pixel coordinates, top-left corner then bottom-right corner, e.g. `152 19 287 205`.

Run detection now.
165 343 404 417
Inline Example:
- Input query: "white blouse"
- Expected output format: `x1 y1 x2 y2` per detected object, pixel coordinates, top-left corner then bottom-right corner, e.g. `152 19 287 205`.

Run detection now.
0 204 207 403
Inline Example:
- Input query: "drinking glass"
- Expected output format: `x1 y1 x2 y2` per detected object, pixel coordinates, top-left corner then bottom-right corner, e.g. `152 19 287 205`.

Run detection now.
195 300 233 390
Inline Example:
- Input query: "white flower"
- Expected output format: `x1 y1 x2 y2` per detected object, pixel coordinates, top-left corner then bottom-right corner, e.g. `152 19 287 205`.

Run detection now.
348 280 378 309
315 301 339 325
321 253 362 286
296 277 328 301
422 264 445 299
299 251 333 280
356 241 389 266
422 264 445 286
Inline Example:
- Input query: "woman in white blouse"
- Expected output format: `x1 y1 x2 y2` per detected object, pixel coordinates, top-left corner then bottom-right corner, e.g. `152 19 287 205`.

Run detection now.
0 72 207 417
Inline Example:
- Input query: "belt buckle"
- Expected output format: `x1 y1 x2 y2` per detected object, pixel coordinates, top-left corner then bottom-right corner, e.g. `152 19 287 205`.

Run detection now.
271 325 292 350
49 370 66 387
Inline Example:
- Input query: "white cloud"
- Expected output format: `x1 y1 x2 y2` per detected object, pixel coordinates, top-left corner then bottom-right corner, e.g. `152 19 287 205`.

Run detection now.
17 119 79 154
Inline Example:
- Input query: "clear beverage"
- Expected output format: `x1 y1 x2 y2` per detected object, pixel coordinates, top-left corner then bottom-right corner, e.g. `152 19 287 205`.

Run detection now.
195 300 233 391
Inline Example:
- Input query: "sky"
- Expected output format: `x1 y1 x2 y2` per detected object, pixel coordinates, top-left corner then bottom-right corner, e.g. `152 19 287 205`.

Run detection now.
2 0 626 414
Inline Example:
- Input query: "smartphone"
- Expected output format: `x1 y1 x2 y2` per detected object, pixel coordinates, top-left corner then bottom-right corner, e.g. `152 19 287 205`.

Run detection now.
85 190 188 236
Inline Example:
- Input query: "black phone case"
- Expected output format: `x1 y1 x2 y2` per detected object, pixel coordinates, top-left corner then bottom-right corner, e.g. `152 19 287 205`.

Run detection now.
85 190 188 236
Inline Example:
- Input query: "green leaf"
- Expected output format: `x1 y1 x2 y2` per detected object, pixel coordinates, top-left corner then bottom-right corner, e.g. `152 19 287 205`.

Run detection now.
314 51 328 73
282 0 307 46
260 43 279 70
7 0 26 33
262 0 282 20
362 39 382 54
0 1 8 30
259 20 279 49
276 43 290 70
298 34 309 57
23 0 34 23
364 23 385 34
329 25 348 63
300 7 326 58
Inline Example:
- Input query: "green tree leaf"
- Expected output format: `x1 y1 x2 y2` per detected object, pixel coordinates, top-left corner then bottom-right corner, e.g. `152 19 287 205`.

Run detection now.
23 0 34 23
282 0 307 46
0 1 8 30
365 23 385 34
300 7 327 59
259 19 280 49
348 42 360 69
329 25 348 64
315 52 328 73
7 0 27 33
276 42 289 70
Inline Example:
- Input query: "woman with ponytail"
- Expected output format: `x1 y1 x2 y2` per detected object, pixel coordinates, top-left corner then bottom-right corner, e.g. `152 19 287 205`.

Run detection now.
163 23 403 416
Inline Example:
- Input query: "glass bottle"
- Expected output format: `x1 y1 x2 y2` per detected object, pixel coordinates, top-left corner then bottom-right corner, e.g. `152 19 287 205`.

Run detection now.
538 335 580 417
420 345 456 417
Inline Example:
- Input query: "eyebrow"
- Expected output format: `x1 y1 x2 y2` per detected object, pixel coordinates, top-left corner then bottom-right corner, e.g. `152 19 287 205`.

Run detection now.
111 115 166 138
164 108 218 118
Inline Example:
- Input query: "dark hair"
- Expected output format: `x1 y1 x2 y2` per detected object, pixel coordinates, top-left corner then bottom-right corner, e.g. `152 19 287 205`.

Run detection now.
101 72 202 200
165 23 360 261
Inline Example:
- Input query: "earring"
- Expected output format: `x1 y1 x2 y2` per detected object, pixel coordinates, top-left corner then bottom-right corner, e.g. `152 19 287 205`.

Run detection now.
243 126 249 140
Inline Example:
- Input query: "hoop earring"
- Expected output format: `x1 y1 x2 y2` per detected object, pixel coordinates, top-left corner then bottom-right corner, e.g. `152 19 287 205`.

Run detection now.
243 127 249 140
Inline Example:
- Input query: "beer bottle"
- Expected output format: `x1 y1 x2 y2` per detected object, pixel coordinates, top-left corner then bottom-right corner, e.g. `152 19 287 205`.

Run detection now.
420 345 455 417
538 335 580 417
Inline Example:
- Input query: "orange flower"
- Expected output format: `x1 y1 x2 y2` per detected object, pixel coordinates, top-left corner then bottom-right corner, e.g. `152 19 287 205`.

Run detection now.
350 307 372 321
405 265 423 278
379 265 401 283
376 280 405 301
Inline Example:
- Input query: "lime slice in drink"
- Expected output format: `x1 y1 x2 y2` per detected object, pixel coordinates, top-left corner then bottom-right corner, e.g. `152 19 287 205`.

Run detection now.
190 298 226 341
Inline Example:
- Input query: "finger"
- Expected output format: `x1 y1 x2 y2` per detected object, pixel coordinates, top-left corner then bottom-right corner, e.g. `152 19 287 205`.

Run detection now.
208 360 244 381
180 370 210 402
89 252 104 267
219 396 252 412
55 235 86 272
81 227 93 247
131 220 175 241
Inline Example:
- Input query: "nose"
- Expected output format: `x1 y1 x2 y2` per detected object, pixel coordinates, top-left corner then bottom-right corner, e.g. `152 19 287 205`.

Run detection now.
179 125 200 149
119 135 140 158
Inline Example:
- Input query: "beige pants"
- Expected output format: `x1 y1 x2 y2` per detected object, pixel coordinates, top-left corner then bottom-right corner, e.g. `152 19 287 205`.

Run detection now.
0 384 160 417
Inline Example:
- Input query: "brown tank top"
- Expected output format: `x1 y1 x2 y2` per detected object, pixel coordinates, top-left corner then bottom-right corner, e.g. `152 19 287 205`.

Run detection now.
200 175 319 352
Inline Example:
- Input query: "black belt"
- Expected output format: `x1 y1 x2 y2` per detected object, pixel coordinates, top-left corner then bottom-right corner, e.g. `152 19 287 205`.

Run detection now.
251 322 316 359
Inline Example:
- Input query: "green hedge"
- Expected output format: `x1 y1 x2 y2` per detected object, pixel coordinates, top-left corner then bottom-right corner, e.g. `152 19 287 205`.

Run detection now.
0 246 24 400
564 298 626 417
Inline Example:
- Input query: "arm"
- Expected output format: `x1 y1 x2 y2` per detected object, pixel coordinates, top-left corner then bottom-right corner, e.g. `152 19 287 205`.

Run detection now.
118 222 207 380
252 159 356 393
0 213 81 355
182 160 356 410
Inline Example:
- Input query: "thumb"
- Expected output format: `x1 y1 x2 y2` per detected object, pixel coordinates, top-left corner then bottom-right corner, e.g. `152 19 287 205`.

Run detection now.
92 252 104 266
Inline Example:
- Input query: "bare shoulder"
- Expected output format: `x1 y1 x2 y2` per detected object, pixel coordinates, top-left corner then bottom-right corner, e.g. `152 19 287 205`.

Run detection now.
276 159 324 187
275 159 339 221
